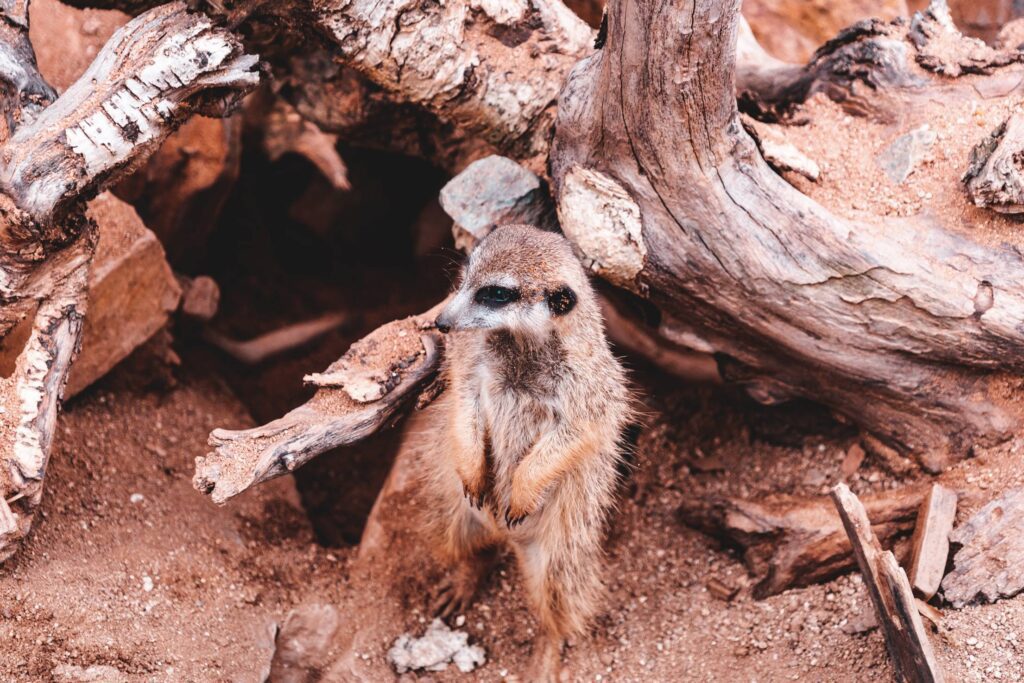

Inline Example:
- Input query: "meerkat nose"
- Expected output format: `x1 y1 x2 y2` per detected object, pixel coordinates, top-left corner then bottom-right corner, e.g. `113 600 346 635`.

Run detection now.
434 316 452 334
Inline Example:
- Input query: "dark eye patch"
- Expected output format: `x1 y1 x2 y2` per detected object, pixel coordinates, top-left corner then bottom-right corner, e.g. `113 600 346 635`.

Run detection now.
475 285 521 308
546 286 577 315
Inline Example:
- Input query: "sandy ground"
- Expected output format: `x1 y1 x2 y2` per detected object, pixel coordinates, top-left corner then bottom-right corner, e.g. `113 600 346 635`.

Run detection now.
7 2 1024 681
2 353 1022 682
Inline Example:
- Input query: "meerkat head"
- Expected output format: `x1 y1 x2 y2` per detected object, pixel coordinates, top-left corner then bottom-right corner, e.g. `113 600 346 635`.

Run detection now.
435 224 593 338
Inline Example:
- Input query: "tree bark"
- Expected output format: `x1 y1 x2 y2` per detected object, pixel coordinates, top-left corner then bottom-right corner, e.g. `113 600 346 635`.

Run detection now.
0 1 257 561
550 0 1024 471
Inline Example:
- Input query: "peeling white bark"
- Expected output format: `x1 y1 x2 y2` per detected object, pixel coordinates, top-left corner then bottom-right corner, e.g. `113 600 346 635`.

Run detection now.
0 1 258 563
1 2 258 228
1 237 90 562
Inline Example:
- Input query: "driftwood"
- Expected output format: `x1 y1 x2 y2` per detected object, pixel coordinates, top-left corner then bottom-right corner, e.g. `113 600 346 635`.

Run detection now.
831 483 944 683
963 112 1024 214
678 486 924 598
202 313 348 366
941 487 1024 607
0 2 257 561
906 483 957 600
550 0 1024 473
193 310 444 504
55 0 1024 483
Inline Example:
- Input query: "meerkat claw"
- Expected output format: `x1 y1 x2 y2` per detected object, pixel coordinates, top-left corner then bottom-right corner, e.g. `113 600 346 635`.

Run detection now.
463 485 485 510
504 506 527 528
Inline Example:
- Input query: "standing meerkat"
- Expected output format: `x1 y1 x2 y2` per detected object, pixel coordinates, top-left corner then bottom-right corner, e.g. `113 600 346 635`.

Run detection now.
416 224 632 681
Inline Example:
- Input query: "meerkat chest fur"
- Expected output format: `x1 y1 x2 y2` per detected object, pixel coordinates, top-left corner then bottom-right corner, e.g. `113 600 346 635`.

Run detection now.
472 330 568 476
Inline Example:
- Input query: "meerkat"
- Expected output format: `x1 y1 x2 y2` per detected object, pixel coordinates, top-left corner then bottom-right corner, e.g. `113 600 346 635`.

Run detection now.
414 224 632 681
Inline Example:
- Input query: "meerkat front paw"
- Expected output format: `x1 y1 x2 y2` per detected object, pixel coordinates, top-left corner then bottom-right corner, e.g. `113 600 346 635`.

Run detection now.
504 493 540 528
458 467 486 509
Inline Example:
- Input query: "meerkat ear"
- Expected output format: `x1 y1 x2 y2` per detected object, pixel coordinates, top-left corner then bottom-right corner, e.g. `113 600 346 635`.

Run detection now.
546 286 577 315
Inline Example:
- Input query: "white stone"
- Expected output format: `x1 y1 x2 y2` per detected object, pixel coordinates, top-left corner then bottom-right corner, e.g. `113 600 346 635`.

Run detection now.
387 618 486 674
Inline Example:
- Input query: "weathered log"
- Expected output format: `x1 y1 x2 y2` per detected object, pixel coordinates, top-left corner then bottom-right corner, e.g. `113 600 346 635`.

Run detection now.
740 0 908 63
963 112 1024 214
0 0 55 143
941 487 1024 607
831 483 945 683
310 0 594 170
906 483 957 600
1 3 258 266
260 96 349 190
0 238 89 562
737 2 1024 121
678 486 924 598
550 0 1024 471
282 58 496 174
193 310 444 504
0 2 257 561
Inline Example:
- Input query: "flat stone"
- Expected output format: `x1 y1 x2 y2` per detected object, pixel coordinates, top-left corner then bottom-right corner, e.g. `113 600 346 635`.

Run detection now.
64 193 181 397
878 125 937 184
439 155 556 251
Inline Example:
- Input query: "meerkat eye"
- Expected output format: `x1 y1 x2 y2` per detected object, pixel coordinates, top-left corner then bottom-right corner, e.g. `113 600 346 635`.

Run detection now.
546 286 577 315
475 285 521 308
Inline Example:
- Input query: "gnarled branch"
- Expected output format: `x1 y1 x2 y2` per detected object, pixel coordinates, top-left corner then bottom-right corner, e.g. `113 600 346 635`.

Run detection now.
194 310 444 504
0 1 258 561
550 0 1024 471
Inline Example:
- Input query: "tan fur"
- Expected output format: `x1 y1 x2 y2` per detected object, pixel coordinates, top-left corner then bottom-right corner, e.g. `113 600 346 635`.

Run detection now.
412 225 632 681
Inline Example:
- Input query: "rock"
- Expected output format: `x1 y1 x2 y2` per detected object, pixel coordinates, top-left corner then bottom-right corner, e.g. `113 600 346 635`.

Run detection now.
29 0 127 92
841 603 879 635
742 0 907 63
941 488 1024 608
64 194 182 397
117 114 244 269
439 155 557 252
180 275 221 321
387 619 486 675
270 603 341 683
743 116 820 182
878 126 937 185
52 664 128 683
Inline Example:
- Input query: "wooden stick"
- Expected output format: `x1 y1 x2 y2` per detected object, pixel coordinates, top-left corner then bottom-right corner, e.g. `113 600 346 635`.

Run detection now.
202 313 348 366
831 483 945 683
907 484 957 600
194 306 445 504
